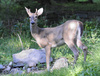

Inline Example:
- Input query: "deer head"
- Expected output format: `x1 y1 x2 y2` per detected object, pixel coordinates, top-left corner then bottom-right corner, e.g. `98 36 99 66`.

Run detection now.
25 7 43 25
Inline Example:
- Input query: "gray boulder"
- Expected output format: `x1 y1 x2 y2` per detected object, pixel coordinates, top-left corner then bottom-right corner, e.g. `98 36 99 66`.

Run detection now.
51 57 68 71
13 48 53 67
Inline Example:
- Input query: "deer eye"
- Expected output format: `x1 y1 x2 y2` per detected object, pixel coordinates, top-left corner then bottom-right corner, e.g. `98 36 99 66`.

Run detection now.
35 16 38 18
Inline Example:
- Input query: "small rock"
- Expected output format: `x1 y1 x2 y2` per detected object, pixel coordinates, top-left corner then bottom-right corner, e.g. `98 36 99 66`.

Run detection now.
3 66 11 74
8 62 13 67
31 67 37 70
23 67 26 70
0 64 5 73
51 57 68 71
26 67 38 73
0 64 5 70
27 68 31 73
22 64 28 70
10 68 24 74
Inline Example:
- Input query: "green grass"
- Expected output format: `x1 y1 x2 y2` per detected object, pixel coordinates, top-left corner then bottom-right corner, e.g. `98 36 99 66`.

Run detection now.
0 20 100 76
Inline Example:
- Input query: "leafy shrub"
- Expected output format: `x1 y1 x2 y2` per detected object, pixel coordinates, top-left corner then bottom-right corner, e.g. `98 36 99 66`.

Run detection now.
11 18 30 36
84 19 100 38
0 20 11 37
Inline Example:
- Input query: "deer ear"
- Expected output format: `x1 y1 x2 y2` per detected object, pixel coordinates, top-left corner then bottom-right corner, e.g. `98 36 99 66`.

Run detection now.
37 8 43 16
25 7 31 16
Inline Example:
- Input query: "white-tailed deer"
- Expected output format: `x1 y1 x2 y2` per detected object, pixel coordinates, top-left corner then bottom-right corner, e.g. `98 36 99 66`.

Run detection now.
25 7 87 71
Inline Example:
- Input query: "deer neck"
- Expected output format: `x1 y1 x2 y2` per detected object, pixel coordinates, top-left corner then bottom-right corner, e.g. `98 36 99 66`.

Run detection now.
30 23 40 37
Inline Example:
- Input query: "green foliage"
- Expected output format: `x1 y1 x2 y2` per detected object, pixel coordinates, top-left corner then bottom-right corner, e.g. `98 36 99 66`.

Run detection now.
11 18 30 36
0 0 39 20
0 20 11 37
84 19 100 38
0 0 17 20
38 16 48 28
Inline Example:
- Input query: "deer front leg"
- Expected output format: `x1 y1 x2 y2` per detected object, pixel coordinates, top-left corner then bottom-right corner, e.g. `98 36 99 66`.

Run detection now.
45 45 51 71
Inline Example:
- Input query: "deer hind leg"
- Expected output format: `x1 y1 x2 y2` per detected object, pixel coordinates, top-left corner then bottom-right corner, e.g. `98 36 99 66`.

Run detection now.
65 40 79 64
77 39 87 61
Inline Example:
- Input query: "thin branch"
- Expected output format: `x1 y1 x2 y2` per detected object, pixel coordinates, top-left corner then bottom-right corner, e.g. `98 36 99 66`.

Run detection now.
17 34 23 50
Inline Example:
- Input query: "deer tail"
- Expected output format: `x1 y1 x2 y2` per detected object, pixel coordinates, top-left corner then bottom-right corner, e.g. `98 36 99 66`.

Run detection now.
77 21 83 39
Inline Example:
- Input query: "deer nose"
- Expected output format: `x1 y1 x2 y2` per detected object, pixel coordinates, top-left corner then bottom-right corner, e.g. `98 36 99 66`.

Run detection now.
31 21 35 24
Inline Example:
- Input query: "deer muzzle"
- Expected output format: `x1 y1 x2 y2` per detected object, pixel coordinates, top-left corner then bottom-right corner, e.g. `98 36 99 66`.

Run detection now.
31 21 35 24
